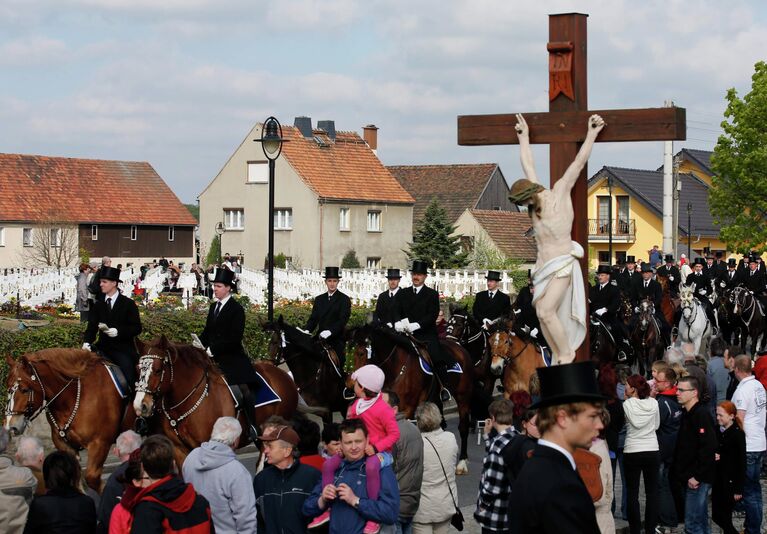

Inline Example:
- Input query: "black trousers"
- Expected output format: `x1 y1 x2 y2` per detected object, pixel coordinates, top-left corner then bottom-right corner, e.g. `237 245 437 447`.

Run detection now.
711 479 739 534
624 450 660 534
103 348 137 390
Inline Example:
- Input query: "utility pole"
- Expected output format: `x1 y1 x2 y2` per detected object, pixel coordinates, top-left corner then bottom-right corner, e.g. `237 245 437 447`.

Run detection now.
662 100 675 255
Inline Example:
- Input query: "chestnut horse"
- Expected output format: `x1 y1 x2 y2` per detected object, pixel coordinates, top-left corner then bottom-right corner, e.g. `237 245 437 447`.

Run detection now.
629 298 665 377
4 349 124 491
655 274 680 330
488 321 546 395
445 307 496 397
133 336 297 468
348 324 474 474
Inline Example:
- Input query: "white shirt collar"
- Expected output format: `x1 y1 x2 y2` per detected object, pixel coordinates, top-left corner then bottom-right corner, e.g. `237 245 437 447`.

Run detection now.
105 290 119 303
599 283 607 289
537 438 577 470
413 285 422 294
217 294 232 308
389 287 399 296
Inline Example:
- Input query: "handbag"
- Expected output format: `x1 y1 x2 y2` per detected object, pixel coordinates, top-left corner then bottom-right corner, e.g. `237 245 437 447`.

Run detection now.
424 437 464 531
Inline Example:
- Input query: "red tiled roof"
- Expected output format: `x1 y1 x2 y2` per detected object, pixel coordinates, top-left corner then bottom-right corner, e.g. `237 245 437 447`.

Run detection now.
387 163 500 223
280 127 414 204
469 209 537 262
0 153 197 226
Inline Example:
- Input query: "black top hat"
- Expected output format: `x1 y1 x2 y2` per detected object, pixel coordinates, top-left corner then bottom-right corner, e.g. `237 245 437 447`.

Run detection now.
715 251 723 259
386 268 401 279
705 253 714 260
748 255 758 263
527 269 532 278
323 266 342 279
596 265 611 275
486 270 502 281
411 260 429 275
100 266 122 282
640 263 654 273
616 257 625 265
531 361 606 409
626 256 636 263
212 268 236 286
664 254 674 262
693 257 706 266
728 258 737 267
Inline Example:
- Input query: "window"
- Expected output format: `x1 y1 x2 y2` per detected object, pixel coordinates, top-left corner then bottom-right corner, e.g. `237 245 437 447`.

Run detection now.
91 225 98 241
367 210 381 232
22 228 32 247
224 209 244 230
366 257 381 269
247 161 269 183
50 228 61 247
273 208 293 230
0 227 4 247
130 225 138 241
339 208 350 231
168 226 175 241
598 251 610 264
615 251 627 265
597 196 610 225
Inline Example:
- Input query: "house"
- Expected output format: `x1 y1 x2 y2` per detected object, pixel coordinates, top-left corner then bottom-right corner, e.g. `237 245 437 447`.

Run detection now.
387 163 518 231
453 209 537 267
198 118 414 270
0 153 197 268
586 149 726 268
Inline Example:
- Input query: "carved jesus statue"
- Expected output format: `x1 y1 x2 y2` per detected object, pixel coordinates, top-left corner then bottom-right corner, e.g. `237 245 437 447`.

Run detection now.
509 113 605 364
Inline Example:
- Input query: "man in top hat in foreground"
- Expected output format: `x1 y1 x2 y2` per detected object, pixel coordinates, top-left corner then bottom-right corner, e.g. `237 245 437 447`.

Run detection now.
83 266 142 388
684 257 718 329
472 270 511 327
305 267 352 366
508 361 605 533
194 268 262 439
373 269 403 326
656 254 681 295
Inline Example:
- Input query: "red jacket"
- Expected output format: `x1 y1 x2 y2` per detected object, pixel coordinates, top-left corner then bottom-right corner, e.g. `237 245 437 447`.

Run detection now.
753 357 767 391
129 475 212 534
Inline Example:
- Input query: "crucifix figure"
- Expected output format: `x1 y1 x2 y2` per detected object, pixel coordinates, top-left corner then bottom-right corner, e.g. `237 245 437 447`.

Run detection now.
457 13 686 363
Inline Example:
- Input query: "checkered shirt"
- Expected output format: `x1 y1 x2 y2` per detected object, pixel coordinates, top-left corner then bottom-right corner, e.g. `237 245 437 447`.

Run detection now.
473 426 516 531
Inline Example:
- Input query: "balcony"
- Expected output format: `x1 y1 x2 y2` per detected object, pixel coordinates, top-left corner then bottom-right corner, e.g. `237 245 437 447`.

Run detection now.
588 218 636 243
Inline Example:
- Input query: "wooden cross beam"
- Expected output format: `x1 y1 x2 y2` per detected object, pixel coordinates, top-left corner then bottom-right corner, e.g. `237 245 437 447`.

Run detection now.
457 13 687 362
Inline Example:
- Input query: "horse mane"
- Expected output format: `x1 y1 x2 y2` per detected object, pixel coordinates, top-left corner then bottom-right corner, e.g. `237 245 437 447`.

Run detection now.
170 343 222 376
24 349 101 380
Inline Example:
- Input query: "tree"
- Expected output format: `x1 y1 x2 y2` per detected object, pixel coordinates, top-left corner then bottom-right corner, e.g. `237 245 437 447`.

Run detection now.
467 233 529 288
341 250 361 268
21 221 79 269
710 61 767 252
205 235 221 267
406 199 468 268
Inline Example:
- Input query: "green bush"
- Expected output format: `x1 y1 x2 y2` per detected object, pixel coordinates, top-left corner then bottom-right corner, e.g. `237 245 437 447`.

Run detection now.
341 250 361 268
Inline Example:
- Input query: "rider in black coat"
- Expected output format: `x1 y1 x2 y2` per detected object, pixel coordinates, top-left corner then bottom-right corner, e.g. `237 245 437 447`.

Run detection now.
373 269 403 326
512 271 546 346
717 258 742 291
590 264 631 356
632 264 671 341
685 258 718 328
305 267 352 365
472 270 511 325
656 254 681 295
617 256 641 295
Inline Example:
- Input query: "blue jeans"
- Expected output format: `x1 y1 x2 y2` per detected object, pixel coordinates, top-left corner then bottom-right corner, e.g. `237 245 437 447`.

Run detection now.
657 461 678 527
743 451 764 534
395 518 413 534
684 483 711 534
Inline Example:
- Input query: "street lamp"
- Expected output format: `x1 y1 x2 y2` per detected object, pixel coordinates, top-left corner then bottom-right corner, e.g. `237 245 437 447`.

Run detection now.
254 117 288 322
686 202 693 260
214 221 225 265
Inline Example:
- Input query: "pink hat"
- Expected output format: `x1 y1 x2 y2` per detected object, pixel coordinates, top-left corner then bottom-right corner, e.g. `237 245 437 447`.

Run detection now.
351 364 385 393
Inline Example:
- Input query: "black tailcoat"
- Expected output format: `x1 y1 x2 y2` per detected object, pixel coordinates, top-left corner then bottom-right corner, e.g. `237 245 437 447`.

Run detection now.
199 298 258 384
84 292 142 384
617 269 641 295
472 290 511 323
512 285 542 332
718 269 742 291
685 271 714 299
656 264 681 293
373 289 401 325
395 285 449 365
305 290 351 358
743 269 767 295
508 444 600 534
632 279 663 309
588 282 620 321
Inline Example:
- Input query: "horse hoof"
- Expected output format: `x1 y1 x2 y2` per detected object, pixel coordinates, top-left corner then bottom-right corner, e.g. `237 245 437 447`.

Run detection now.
455 459 468 475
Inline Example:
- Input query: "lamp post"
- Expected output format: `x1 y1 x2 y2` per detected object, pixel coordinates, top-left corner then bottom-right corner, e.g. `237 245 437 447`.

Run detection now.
686 202 693 260
255 117 287 322
214 222 225 265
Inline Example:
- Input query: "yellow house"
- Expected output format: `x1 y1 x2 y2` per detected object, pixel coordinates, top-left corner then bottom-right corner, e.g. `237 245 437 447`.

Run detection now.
586 149 729 268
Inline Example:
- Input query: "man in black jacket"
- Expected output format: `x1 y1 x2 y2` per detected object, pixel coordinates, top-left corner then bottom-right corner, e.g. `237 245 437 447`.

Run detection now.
83 266 142 388
509 361 605 533
655 367 684 530
632 263 671 342
472 270 511 326
671 375 717 533
617 255 640 295
718 258 741 291
305 266 352 366
512 270 545 345
656 254 681 295
253 425 320 533
685 257 718 329
590 264 630 355
373 269 402 326
743 255 767 310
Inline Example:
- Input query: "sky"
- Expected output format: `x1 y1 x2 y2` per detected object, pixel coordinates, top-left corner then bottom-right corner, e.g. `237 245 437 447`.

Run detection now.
1 0 765 203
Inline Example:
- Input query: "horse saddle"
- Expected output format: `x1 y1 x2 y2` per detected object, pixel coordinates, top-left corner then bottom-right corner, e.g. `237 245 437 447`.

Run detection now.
590 317 616 346
418 354 462 376
222 373 281 409
538 345 552 367
102 361 129 399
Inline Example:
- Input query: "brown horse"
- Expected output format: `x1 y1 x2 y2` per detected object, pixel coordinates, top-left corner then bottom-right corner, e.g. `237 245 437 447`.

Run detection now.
655 274 680 329
445 307 496 397
133 336 297 468
488 321 546 396
348 324 474 474
4 349 124 491
629 298 665 377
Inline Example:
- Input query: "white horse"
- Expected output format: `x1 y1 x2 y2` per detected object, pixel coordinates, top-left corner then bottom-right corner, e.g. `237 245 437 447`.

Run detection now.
678 284 714 355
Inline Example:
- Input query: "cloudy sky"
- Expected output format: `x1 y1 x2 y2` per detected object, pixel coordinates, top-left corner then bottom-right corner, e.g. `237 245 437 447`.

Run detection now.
1 0 764 203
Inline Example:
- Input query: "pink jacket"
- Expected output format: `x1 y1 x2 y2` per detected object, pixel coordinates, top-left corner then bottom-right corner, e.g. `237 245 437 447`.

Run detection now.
347 395 400 453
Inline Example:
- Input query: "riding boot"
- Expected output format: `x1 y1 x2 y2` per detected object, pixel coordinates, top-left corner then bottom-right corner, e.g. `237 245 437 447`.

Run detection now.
435 364 452 402
237 384 260 444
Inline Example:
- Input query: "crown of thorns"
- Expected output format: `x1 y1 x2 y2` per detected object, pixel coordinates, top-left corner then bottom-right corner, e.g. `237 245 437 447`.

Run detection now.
509 180 545 204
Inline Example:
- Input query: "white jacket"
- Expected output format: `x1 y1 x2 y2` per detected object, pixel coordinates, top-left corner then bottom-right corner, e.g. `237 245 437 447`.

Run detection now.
413 429 459 524
623 396 660 453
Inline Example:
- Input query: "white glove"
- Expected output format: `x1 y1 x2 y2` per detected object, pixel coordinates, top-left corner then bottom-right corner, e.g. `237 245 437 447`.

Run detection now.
530 328 539 338
191 337 204 350
297 327 311 335
81 342 91 351
104 328 118 338
319 330 331 339
698 289 706 295
408 322 421 333
386 322 393 328
394 321 405 333
669 276 674 281
206 347 213 358
595 308 606 316
634 306 640 313
513 309 521 315
482 318 492 330
720 282 726 288
98 322 109 332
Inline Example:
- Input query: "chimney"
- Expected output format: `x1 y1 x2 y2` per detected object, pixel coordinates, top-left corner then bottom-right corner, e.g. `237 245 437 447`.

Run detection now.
294 116 313 138
362 124 379 155
317 120 336 141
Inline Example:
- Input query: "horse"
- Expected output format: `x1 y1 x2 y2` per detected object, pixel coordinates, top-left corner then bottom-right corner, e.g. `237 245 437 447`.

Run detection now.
4 349 124 491
678 285 714 356
731 287 767 354
348 324 474 475
716 288 741 346
263 316 348 423
590 317 620 367
133 336 297 468
488 320 547 396
629 298 665 377
445 307 496 397
655 274 680 329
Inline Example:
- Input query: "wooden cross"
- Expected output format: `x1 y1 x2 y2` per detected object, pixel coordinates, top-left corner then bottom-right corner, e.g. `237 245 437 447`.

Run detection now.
457 13 686 362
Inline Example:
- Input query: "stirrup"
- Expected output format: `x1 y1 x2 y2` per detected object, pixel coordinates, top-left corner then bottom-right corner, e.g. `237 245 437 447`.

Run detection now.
440 388 452 402
617 351 628 362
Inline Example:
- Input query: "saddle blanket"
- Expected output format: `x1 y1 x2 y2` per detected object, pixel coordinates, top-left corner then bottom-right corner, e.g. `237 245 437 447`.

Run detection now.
223 372 281 409
539 346 552 367
418 358 462 376
103 363 128 399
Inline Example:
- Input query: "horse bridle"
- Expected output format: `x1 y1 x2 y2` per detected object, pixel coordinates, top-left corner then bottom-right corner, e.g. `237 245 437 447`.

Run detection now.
136 351 173 397
490 329 530 364
446 314 485 345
